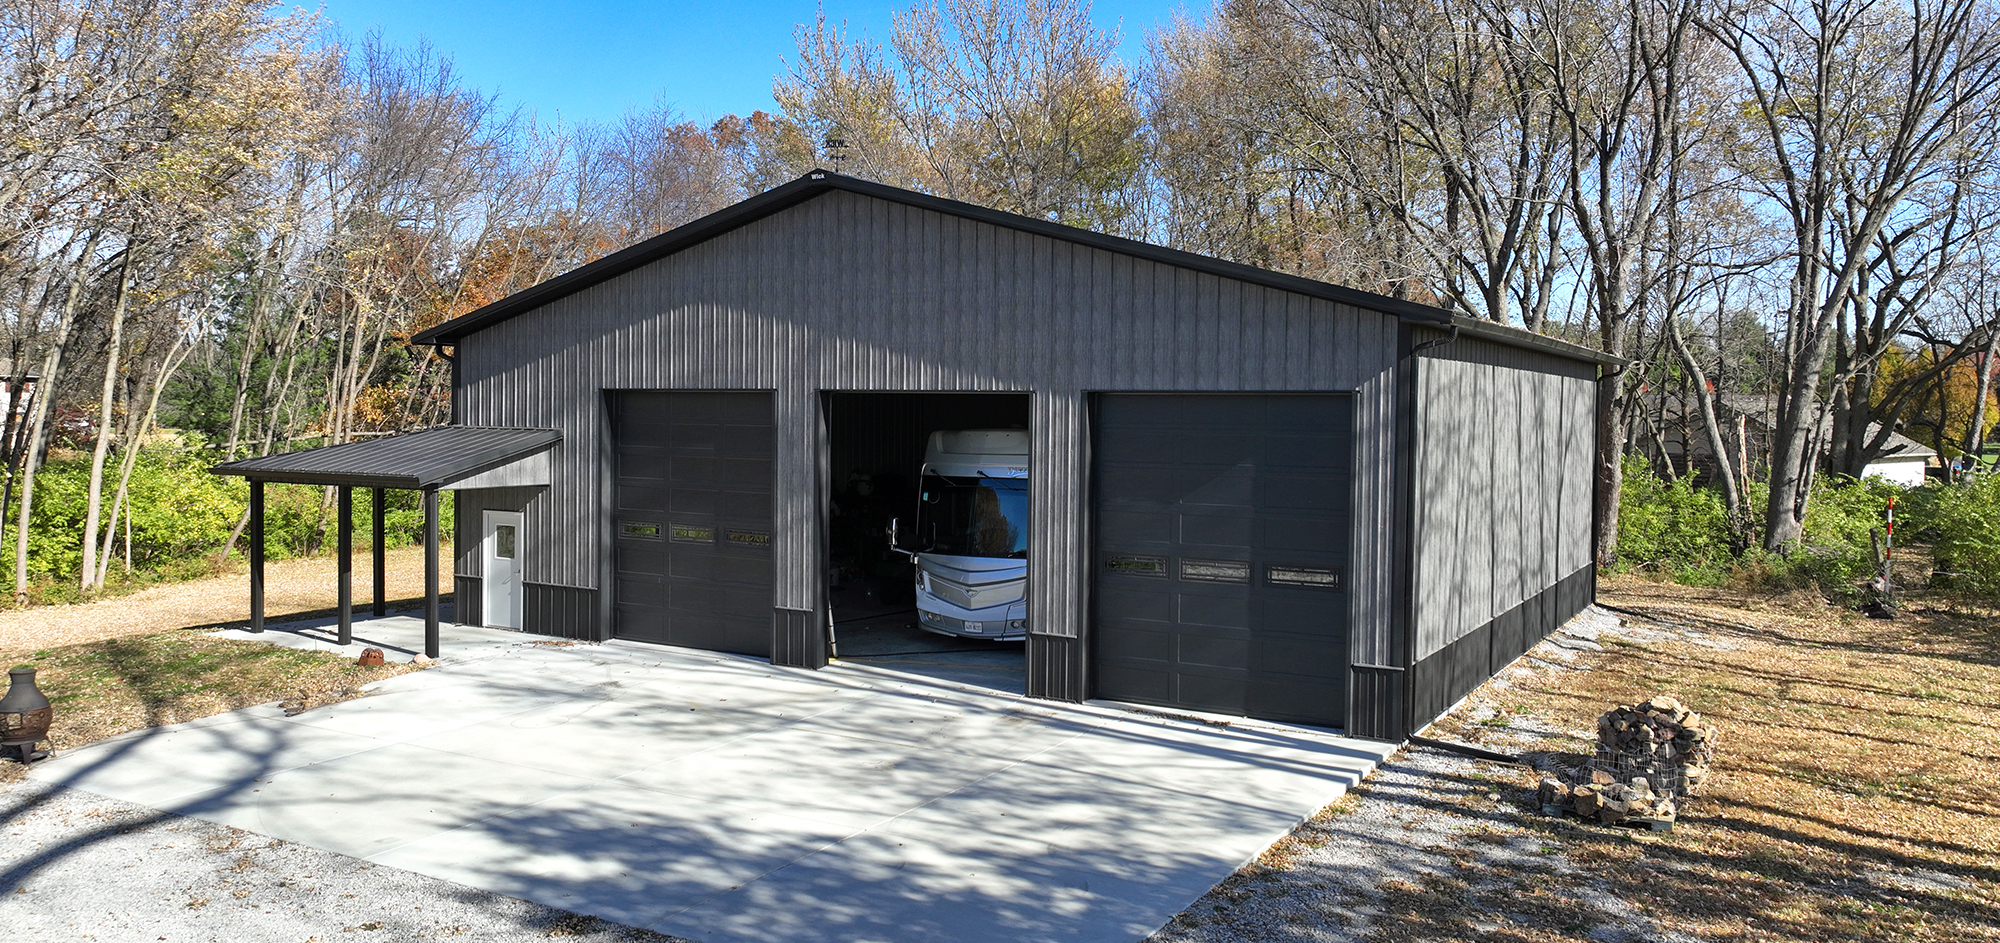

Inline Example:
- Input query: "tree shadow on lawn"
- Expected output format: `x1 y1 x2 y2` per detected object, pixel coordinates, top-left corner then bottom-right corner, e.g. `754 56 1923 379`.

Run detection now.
1347 758 2000 943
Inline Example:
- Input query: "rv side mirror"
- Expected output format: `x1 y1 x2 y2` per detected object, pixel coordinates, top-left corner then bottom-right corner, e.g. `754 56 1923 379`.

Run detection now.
888 517 918 559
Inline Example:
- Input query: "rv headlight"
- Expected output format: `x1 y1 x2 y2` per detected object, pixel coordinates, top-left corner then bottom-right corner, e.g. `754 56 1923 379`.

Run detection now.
1008 619 1026 631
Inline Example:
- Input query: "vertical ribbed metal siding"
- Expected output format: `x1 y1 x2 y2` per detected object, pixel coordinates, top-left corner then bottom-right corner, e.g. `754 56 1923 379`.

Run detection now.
1346 312 1399 668
1029 390 1088 640
456 189 1407 660
451 486 544 579
773 385 818 617
1409 332 1597 661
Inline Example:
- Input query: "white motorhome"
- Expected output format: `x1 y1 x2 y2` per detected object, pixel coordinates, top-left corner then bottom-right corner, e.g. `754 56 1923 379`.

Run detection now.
901 429 1029 640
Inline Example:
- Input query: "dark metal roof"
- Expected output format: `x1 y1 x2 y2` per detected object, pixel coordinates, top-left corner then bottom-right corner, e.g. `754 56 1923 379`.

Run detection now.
411 170 1621 368
213 426 561 488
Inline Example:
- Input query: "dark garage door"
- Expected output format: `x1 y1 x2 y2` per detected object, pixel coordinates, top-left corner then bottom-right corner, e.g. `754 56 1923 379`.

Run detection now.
1094 394 1352 727
613 392 774 656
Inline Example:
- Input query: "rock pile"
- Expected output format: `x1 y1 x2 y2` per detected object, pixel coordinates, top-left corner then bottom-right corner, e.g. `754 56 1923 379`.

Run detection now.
1539 695 1718 829
1595 695 1716 795
1541 768 1676 827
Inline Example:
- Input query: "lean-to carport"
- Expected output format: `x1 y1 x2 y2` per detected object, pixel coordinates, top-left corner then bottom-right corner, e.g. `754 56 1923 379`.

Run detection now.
213 426 560 657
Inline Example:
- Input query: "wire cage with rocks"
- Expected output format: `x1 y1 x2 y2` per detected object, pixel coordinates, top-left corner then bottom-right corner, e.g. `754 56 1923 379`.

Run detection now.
1592 695 1717 796
1539 695 1718 830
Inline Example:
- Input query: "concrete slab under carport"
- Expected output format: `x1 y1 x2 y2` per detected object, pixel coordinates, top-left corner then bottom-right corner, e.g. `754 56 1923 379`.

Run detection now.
205 601 526 663
34 615 1395 943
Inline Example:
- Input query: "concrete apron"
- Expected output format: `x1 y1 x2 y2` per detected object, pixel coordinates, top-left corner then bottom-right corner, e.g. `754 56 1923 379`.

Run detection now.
33 618 1394 943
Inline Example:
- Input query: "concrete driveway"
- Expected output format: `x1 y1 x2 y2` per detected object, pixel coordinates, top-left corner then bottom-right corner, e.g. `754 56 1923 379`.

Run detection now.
33 620 1392 943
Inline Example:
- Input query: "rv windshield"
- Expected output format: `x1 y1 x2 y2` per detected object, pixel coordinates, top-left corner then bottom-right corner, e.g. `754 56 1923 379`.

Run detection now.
918 474 1028 558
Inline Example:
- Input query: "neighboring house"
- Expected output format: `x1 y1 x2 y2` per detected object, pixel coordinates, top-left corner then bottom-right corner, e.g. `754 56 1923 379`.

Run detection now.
1857 431 1936 486
1644 391 1936 486
217 171 1617 742
0 359 36 417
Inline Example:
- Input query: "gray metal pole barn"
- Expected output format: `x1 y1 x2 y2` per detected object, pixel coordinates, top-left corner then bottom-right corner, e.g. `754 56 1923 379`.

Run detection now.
403 170 1615 741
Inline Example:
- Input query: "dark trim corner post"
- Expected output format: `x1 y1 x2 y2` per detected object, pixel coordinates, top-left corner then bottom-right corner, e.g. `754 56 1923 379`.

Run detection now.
423 486 440 659
337 485 353 645
1023 388 1090 703
249 479 264 633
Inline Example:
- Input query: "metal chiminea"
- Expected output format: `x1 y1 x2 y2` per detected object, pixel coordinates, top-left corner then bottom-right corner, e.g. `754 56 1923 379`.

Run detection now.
0 666 52 763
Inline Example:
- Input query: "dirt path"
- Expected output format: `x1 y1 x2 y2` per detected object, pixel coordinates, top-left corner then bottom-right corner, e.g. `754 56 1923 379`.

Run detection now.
0 545 451 657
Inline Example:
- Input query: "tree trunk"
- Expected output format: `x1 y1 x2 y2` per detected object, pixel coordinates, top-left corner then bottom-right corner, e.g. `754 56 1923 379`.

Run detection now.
1667 312 1744 519
1936 341 1952 460
1966 330 2000 462
15 242 98 604
1763 260 1848 550
80 252 135 594
0 382 36 560
1594 368 1630 567
95 331 189 587
222 287 271 461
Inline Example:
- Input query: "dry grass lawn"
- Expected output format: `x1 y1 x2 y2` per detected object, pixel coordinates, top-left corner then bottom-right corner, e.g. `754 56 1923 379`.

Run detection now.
0 543 447 654
7 635 420 754
1424 576 2000 943
1160 575 2000 942
0 547 444 783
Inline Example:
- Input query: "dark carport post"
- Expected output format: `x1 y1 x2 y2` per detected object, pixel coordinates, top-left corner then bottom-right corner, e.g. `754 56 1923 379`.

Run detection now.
371 486 386 617
423 486 440 659
249 479 264 633
337 485 353 645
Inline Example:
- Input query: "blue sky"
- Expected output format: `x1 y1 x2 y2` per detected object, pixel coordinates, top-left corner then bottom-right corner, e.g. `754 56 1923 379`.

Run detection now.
312 1 1198 126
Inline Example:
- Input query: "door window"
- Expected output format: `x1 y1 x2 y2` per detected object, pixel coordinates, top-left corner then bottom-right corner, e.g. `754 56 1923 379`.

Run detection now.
496 524 516 559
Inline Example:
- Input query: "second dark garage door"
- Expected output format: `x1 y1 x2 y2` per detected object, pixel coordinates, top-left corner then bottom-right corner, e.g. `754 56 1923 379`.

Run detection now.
612 391 774 656
1093 394 1353 727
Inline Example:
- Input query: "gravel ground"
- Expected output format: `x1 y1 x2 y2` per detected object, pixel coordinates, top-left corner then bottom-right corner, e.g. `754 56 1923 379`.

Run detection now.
1141 747 1693 943
1146 607 1701 943
0 607 1664 943
0 545 445 656
0 779 690 943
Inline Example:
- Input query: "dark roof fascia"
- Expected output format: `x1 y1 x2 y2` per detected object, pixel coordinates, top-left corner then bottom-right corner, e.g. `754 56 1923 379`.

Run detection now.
809 174 1462 328
411 170 1615 369
411 174 847 345
215 470 428 489
212 427 561 489
1439 316 1628 368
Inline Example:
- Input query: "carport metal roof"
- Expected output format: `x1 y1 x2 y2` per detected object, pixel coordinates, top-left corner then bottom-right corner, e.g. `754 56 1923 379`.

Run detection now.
212 425 561 488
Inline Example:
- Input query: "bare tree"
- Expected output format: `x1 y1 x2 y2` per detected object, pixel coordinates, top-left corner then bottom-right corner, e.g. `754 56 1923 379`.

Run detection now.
1703 0 2000 550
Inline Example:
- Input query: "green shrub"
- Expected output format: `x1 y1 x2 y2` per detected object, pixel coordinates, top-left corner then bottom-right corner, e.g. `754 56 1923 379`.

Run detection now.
7 450 241 581
1901 473 2000 596
253 483 450 559
1789 476 1900 591
1615 456 1735 584
1618 460 1906 595
0 444 451 595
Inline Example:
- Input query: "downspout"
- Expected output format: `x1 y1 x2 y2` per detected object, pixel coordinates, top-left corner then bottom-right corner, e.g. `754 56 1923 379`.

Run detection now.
1411 325 1460 357
436 344 459 426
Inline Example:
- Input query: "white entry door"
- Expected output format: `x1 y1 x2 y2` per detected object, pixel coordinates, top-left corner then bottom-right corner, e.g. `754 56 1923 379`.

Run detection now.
482 510 524 629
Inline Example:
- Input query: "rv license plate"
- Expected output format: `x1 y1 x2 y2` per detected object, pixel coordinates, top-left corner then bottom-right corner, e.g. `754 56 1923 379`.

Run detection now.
963 622 983 633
